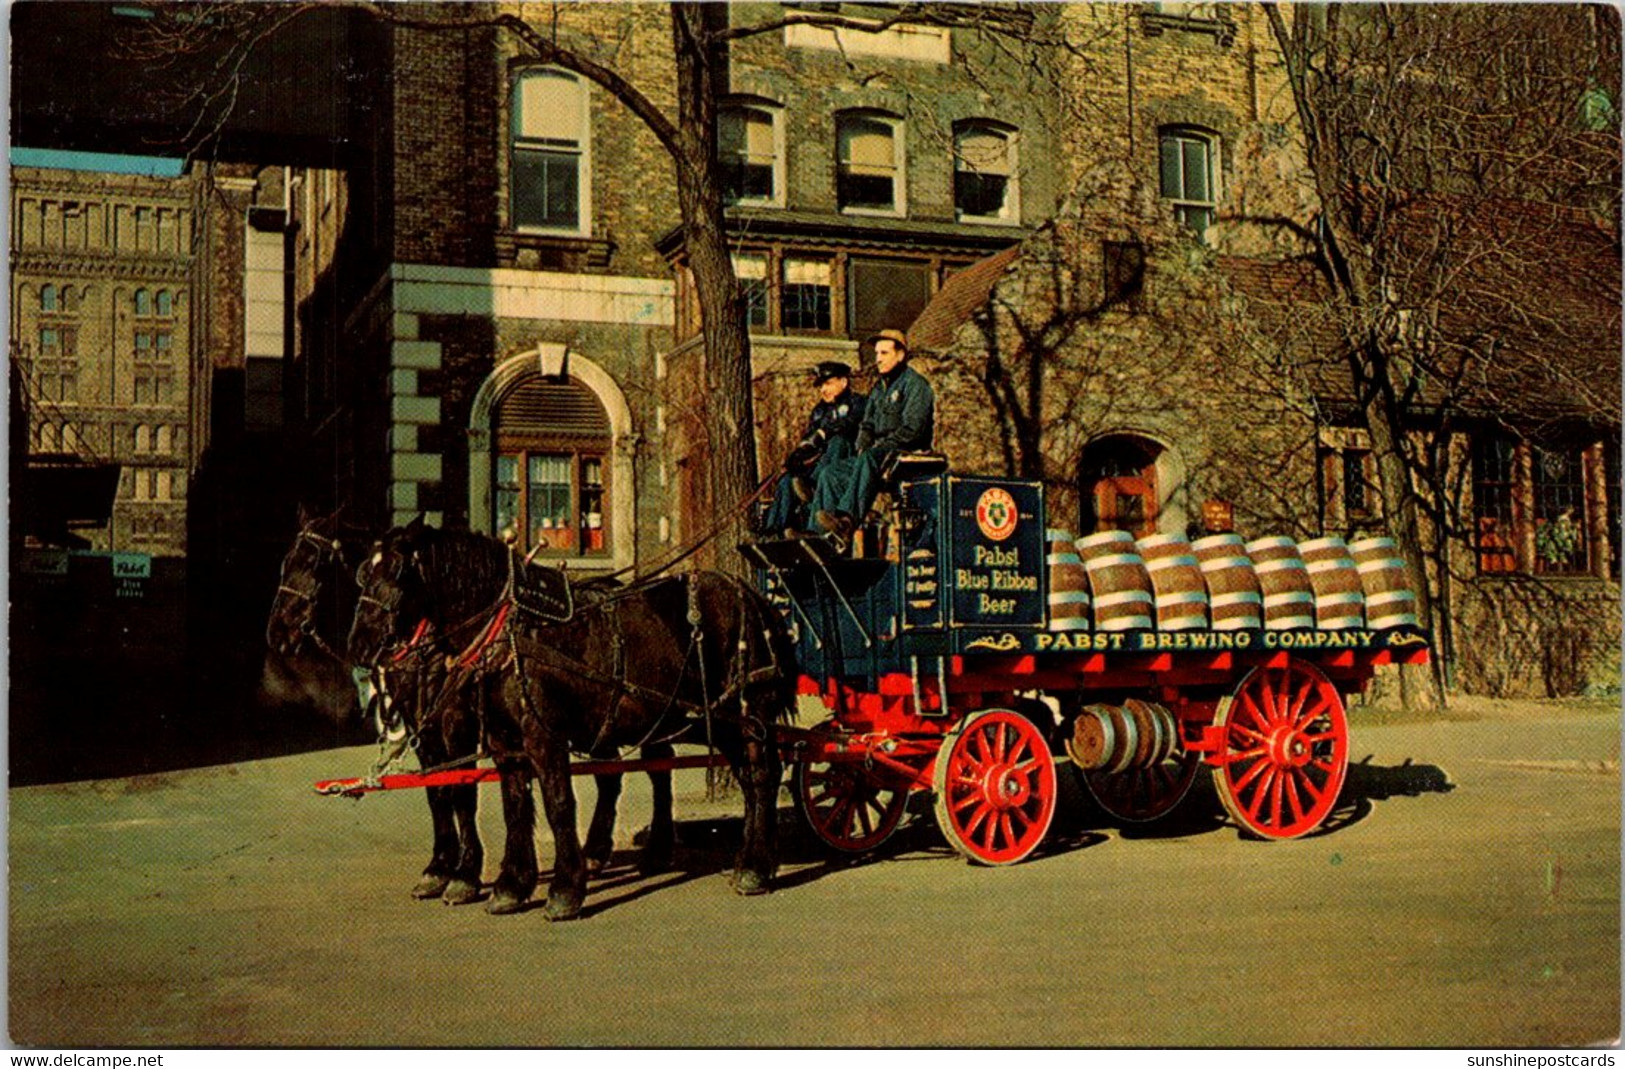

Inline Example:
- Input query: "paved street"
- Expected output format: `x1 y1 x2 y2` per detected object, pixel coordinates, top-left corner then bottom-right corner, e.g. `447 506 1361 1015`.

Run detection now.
9 697 1619 1048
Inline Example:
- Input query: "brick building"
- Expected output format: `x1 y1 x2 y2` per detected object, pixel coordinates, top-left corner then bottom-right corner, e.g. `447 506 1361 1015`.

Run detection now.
281 2 1616 696
7 157 307 778
903 5 1621 696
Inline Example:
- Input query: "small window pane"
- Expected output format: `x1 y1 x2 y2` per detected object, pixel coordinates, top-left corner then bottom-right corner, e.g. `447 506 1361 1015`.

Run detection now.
513 149 580 228
515 71 582 143
135 289 151 315
156 290 173 315
782 257 832 331
495 454 521 538
529 454 574 549
40 285 57 312
1159 138 1183 199
720 107 776 204
1182 140 1210 202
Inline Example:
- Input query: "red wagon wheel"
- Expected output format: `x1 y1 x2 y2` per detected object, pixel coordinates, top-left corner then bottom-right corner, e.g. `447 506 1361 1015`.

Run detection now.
1212 659 1350 840
793 752 908 854
932 709 1057 865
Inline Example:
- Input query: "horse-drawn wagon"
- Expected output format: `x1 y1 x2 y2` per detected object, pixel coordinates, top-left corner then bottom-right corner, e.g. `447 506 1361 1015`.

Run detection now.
283 460 1427 921
738 465 1429 864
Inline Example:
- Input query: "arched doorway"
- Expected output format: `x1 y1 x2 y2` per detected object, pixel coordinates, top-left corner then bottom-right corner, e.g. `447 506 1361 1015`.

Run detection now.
1079 434 1164 538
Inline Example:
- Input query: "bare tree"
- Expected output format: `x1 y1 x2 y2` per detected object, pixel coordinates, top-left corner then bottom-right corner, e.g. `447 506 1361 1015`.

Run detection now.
1260 2 1621 701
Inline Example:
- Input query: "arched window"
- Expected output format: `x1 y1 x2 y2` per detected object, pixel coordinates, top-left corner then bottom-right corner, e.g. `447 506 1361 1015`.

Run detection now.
511 69 589 231
837 111 904 214
718 100 782 206
156 290 173 316
134 424 151 453
155 424 172 453
492 375 612 557
954 121 1018 223
1158 126 1218 239
134 288 152 315
40 284 57 312
39 423 59 452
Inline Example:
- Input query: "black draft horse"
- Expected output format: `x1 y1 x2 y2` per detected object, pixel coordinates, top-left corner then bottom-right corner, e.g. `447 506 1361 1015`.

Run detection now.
269 513 679 904
265 509 486 904
347 521 795 920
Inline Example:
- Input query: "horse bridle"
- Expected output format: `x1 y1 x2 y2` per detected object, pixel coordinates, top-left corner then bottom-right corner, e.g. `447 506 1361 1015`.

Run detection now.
271 528 348 660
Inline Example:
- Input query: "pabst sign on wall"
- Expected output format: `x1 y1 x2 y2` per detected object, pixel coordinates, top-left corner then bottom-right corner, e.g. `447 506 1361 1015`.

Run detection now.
975 486 1020 542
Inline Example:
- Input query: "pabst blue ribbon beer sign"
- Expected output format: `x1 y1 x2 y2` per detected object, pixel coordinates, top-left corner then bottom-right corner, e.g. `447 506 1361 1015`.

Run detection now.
950 478 1044 628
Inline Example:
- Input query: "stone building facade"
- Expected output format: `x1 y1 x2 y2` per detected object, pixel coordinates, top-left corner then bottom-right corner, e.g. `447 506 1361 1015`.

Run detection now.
283 2 1617 696
11 166 201 556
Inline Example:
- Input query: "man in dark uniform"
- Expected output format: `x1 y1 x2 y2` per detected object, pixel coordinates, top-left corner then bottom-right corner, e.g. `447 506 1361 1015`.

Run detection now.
759 360 866 536
810 329 934 539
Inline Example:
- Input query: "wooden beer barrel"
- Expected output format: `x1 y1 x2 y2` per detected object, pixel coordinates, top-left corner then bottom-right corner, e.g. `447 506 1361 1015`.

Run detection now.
1068 700 1177 773
1193 533 1263 631
1045 528 1090 632
1136 533 1209 631
1246 535 1316 630
1349 536 1419 629
1077 530 1154 631
1300 535 1365 630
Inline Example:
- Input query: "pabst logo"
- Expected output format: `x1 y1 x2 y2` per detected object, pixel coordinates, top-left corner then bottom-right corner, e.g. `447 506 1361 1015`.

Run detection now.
975 487 1020 542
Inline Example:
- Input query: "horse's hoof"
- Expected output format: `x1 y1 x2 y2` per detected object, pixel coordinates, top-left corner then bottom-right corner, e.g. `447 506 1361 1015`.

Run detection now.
732 870 772 896
486 888 530 915
411 873 451 900
441 878 482 906
543 893 583 921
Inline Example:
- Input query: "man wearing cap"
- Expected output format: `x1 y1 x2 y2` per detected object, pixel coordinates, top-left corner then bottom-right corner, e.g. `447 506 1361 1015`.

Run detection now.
810 328 935 540
758 360 866 536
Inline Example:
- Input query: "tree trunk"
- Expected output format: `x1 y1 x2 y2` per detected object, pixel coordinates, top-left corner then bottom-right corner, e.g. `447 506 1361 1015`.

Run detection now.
671 3 758 574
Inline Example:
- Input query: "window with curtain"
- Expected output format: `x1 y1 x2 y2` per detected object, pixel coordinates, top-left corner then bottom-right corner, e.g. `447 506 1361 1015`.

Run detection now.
493 375 612 557
511 69 588 231
732 251 770 328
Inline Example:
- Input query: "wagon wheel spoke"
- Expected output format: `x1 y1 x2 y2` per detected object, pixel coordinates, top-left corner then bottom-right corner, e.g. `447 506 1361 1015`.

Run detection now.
933 710 1056 866
793 728 909 854
1213 660 1349 840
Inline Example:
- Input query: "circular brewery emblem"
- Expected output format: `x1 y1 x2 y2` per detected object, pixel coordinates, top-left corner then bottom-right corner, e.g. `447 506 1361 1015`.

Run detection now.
976 487 1020 542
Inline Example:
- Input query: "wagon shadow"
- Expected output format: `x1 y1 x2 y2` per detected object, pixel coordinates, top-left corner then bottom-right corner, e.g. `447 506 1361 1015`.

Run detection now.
1068 754 1453 842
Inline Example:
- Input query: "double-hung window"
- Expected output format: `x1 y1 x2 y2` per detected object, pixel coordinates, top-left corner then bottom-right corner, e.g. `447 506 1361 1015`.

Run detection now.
954 121 1018 223
719 102 782 206
512 69 589 232
781 256 833 331
1159 127 1217 238
838 112 904 215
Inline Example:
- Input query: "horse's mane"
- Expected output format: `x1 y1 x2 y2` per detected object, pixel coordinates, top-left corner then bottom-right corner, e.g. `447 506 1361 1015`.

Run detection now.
399 525 512 625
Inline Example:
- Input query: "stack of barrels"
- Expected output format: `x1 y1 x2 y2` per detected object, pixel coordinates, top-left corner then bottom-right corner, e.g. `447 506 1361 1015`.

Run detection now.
1039 528 1417 633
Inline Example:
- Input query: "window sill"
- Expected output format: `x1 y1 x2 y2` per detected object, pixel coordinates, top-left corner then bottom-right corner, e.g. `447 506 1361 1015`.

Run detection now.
838 206 907 220
954 212 1020 227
